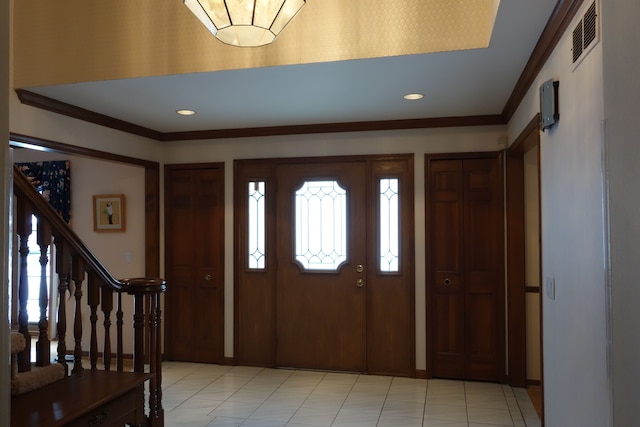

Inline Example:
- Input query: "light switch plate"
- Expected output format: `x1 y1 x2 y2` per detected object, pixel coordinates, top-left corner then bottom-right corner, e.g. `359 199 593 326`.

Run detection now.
546 277 556 300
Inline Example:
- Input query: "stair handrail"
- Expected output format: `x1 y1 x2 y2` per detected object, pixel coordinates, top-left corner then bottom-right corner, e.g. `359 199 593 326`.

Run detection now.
13 164 165 294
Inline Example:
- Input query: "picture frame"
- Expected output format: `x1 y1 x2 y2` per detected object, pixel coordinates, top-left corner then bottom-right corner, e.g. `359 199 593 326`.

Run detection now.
93 194 126 232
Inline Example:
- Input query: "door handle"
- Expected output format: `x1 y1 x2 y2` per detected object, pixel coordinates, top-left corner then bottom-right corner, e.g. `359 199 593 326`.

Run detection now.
205 274 212 281
356 278 365 288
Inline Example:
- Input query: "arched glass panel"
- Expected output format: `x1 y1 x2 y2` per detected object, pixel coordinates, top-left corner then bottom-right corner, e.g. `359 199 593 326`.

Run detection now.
295 180 347 271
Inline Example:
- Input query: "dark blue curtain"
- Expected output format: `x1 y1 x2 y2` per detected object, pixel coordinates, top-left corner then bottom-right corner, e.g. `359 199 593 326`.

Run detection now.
16 161 71 224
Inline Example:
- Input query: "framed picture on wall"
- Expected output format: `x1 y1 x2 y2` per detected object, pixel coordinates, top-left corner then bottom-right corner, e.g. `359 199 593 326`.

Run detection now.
93 194 126 232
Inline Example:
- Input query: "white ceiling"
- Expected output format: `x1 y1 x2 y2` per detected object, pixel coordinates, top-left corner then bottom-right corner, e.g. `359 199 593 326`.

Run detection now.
23 1 557 135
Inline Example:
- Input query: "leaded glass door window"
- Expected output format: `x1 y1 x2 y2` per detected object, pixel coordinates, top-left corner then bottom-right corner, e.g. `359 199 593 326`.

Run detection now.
294 180 347 271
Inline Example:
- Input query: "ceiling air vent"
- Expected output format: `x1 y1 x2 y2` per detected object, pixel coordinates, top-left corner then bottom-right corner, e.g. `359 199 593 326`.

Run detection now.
572 1 599 67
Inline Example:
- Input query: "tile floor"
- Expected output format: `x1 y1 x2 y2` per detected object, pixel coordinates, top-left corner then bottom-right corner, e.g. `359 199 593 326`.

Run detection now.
160 362 541 427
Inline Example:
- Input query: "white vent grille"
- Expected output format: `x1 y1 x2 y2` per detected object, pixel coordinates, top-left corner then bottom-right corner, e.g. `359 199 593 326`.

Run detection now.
572 23 583 63
572 1 599 66
583 2 597 48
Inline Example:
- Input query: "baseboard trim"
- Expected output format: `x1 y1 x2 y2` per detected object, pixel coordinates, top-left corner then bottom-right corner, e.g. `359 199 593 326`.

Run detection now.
415 369 427 379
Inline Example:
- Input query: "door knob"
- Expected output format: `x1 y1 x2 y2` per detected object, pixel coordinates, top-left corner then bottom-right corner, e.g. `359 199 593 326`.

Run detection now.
356 278 365 288
443 278 451 286
205 274 212 281
356 264 364 273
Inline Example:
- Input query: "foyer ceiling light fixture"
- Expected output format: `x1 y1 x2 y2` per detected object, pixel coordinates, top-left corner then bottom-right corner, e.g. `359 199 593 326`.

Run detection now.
184 0 306 47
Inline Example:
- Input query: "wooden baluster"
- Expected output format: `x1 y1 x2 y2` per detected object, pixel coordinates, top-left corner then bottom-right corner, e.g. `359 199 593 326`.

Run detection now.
35 219 52 367
16 199 33 372
71 256 85 373
117 293 124 371
87 272 100 370
55 240 70 372
145 295 151 365
116 292 124 371
133 294 145 373
101 286 113 371
148 292 164 426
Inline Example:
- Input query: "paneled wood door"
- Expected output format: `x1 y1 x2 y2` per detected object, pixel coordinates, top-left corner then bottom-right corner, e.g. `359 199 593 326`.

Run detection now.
275 161 367 372
165 164 224 363
426 154 504 382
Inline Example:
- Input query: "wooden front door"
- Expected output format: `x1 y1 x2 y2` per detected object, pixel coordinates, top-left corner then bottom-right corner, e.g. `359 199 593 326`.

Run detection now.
165 164 225 363
275 161 367 372
235 155 414 376
427 154 504 382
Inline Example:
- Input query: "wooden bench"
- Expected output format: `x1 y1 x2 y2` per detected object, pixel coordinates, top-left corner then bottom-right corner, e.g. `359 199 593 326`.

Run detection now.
11 371 152 427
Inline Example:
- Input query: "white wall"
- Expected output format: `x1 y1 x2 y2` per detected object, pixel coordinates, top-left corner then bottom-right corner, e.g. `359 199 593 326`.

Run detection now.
13 150 146 355
1 0 11 423
508 1 610 425
601 1 640 425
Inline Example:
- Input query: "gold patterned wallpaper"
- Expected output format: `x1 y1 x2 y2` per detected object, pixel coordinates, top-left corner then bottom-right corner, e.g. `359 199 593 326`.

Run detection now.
12 0 500 88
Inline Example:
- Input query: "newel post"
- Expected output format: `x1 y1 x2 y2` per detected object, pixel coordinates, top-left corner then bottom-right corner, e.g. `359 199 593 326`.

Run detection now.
126 277 166 427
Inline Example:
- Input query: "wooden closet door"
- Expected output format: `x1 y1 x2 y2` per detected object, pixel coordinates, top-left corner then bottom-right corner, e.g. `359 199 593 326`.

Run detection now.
463 158 503 381
165 164 225 363
429 159 465 379
427 155 503 382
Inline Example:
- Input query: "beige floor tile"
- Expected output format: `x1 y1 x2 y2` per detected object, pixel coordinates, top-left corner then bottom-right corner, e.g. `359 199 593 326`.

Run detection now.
158 362 542 427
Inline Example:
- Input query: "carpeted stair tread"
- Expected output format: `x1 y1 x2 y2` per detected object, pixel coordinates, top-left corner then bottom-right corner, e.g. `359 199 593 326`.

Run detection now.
10 332 25 355
11 363 66 396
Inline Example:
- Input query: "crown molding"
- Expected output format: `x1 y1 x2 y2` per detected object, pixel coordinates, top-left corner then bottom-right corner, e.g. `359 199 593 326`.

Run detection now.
9 132 159 168
161 115 506 141
15 89 163 141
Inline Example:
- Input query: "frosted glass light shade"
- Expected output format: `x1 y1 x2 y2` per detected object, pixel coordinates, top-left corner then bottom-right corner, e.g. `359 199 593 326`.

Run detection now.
184 0 306 47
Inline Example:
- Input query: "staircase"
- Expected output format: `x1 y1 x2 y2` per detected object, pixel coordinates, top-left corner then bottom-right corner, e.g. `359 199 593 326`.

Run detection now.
10 164 166 426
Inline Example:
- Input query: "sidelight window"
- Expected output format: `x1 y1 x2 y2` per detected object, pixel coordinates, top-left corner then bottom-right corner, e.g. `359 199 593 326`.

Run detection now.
294 180 347 271
379 178 399 272
248 181 266 269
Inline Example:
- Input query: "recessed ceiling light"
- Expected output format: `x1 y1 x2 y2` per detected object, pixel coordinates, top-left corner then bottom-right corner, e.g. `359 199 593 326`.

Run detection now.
176 109 196 116
404 93 424 101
